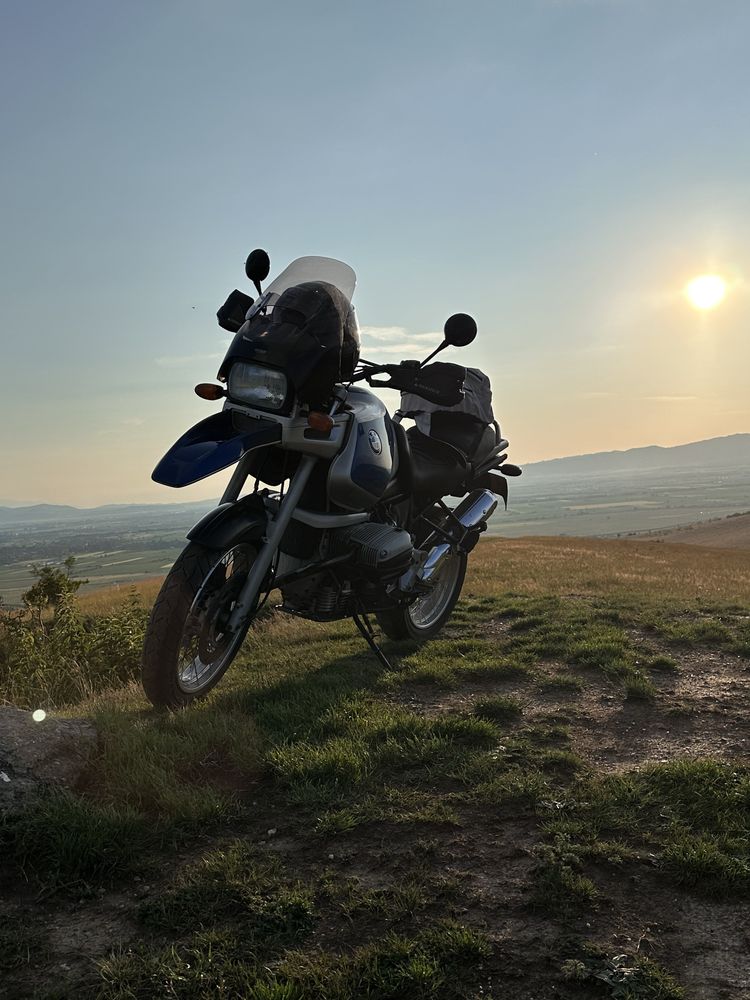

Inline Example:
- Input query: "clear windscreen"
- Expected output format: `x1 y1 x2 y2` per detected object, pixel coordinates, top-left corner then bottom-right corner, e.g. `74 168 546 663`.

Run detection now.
247 256 356 319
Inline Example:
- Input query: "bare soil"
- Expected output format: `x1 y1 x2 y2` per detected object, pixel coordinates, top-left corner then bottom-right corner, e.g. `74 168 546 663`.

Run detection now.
384 629 750 999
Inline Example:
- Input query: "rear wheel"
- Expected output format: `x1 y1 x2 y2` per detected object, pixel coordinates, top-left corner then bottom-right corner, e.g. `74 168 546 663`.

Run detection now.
142 541 258 710
376 549 467 641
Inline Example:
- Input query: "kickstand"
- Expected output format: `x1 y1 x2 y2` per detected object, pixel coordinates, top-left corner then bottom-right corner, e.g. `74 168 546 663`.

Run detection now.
352 611 394 670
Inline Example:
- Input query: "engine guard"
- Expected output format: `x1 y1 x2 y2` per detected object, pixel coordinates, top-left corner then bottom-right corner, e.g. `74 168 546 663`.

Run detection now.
152 410 281 487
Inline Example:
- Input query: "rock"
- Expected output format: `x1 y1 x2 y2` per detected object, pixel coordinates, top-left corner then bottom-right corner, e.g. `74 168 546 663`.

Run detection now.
0 706 97 815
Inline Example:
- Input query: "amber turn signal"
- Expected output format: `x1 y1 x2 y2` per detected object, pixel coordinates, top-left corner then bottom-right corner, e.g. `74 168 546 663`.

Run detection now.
194 383 226 400
307 411 334 432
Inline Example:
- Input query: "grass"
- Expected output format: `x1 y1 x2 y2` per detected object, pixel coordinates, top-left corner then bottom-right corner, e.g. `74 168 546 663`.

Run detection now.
3 536 750 996
0 591 148 708
561 950 685 999
543 758 750 898
0 924 49 973
268 696 498 810
538 671 585 692
473 693 524 721
139 841 315 941
0 791 154 890
467 535 750 605
98 920 491 1000
385 637 530 687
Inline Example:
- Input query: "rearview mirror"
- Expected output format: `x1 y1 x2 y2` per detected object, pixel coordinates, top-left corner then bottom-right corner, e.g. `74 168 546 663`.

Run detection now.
245 249 271 295
419 312 478 367
443 313 477 347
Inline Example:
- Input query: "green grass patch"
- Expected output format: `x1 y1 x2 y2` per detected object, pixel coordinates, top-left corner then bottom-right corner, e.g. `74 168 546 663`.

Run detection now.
139 841 314 945
538 672 585 692
473 694 523 722
90 702 261 819
0 922 49 973
475 595 659 691
531 835 598 915
625 673 657 700
474 768 552 808
562 950 684 998
389 637 529 687
268 695 498 807
315 787 461 835
98 920 491 1000
463 717 580 809
0 791 154 891
639 607 750 658
647 654 678 671
318 867 454 921
546 759 750 897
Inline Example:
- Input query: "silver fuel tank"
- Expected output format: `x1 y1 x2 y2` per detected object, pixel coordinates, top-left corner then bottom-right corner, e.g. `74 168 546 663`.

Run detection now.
327 386 397 511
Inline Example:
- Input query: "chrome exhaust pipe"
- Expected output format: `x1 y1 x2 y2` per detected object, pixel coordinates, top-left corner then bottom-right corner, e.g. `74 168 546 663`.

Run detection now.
419 489 497 584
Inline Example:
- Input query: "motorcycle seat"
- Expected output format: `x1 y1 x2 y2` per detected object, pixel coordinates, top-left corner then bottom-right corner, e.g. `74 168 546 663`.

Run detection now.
406 427 468 500
428 412 499 464
382 417 496 504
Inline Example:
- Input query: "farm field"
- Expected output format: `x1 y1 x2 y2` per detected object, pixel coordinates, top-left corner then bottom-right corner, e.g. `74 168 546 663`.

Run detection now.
0 501 214 607
2 536 750 998
494 463 750 540
2 460 750 606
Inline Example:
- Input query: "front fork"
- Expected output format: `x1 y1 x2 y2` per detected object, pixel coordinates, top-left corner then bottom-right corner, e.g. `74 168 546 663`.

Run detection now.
226 393 344 633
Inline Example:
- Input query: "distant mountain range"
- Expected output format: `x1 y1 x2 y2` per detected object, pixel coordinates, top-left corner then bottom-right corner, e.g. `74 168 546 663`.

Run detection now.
526 433 750 477
1 433 748 526
0 500 216 526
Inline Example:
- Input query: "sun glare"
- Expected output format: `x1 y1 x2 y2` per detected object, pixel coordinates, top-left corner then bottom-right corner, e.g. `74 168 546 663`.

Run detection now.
685 274 727 310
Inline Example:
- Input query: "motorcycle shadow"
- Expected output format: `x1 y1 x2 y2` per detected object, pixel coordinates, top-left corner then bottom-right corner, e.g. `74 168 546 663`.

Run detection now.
209 632 422 744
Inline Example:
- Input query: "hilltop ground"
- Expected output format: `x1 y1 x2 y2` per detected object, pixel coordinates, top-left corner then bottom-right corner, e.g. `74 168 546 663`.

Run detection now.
2 536 750 999
646 512 750 550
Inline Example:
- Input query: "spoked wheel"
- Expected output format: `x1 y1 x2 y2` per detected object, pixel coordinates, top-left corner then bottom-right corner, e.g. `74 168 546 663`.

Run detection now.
376 548 467 641
142 541 258 709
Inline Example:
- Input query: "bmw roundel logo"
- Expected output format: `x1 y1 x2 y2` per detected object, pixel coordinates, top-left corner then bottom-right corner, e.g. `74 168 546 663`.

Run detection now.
368 429 382 454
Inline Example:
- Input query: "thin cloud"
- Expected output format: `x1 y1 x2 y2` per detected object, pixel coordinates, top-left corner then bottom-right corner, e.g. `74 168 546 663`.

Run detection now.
361 325 442 344
375 343 438 355
360 325 442 359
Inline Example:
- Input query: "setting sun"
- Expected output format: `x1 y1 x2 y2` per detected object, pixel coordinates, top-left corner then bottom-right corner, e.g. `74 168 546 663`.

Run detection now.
685 274 727 310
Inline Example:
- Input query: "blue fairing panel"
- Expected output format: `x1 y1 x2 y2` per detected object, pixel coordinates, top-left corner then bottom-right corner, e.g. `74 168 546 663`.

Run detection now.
152 411 281 487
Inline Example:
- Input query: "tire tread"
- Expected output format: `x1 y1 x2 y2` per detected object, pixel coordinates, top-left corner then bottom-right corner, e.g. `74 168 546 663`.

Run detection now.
142 543 231 710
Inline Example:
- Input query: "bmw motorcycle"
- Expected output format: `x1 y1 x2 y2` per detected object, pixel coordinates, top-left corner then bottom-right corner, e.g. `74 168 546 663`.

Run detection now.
142 250 521 709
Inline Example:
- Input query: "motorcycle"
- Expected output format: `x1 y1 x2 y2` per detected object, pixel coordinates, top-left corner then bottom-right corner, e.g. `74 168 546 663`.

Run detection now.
142 250 521 709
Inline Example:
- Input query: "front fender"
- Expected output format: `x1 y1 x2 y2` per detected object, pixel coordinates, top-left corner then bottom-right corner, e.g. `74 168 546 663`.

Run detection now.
152 411 281 487
187 494 268 549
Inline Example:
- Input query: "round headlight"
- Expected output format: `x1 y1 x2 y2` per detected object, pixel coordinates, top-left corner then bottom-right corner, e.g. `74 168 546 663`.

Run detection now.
228 363 289 411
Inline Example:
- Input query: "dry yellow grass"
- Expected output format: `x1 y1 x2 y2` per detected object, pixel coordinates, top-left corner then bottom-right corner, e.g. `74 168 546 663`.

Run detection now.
77 535 750 615
469 535 750 605
651 512 750 550
76 577 165 614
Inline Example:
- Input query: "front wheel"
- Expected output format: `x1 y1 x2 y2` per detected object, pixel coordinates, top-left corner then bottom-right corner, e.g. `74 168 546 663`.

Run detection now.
376 549 467 641
141 541 258 709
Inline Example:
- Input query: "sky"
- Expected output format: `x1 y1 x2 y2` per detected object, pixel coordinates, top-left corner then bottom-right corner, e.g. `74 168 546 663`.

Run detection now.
1 0 749 506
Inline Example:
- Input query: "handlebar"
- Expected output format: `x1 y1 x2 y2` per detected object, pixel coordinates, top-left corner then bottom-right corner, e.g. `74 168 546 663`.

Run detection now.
353 359 466 407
